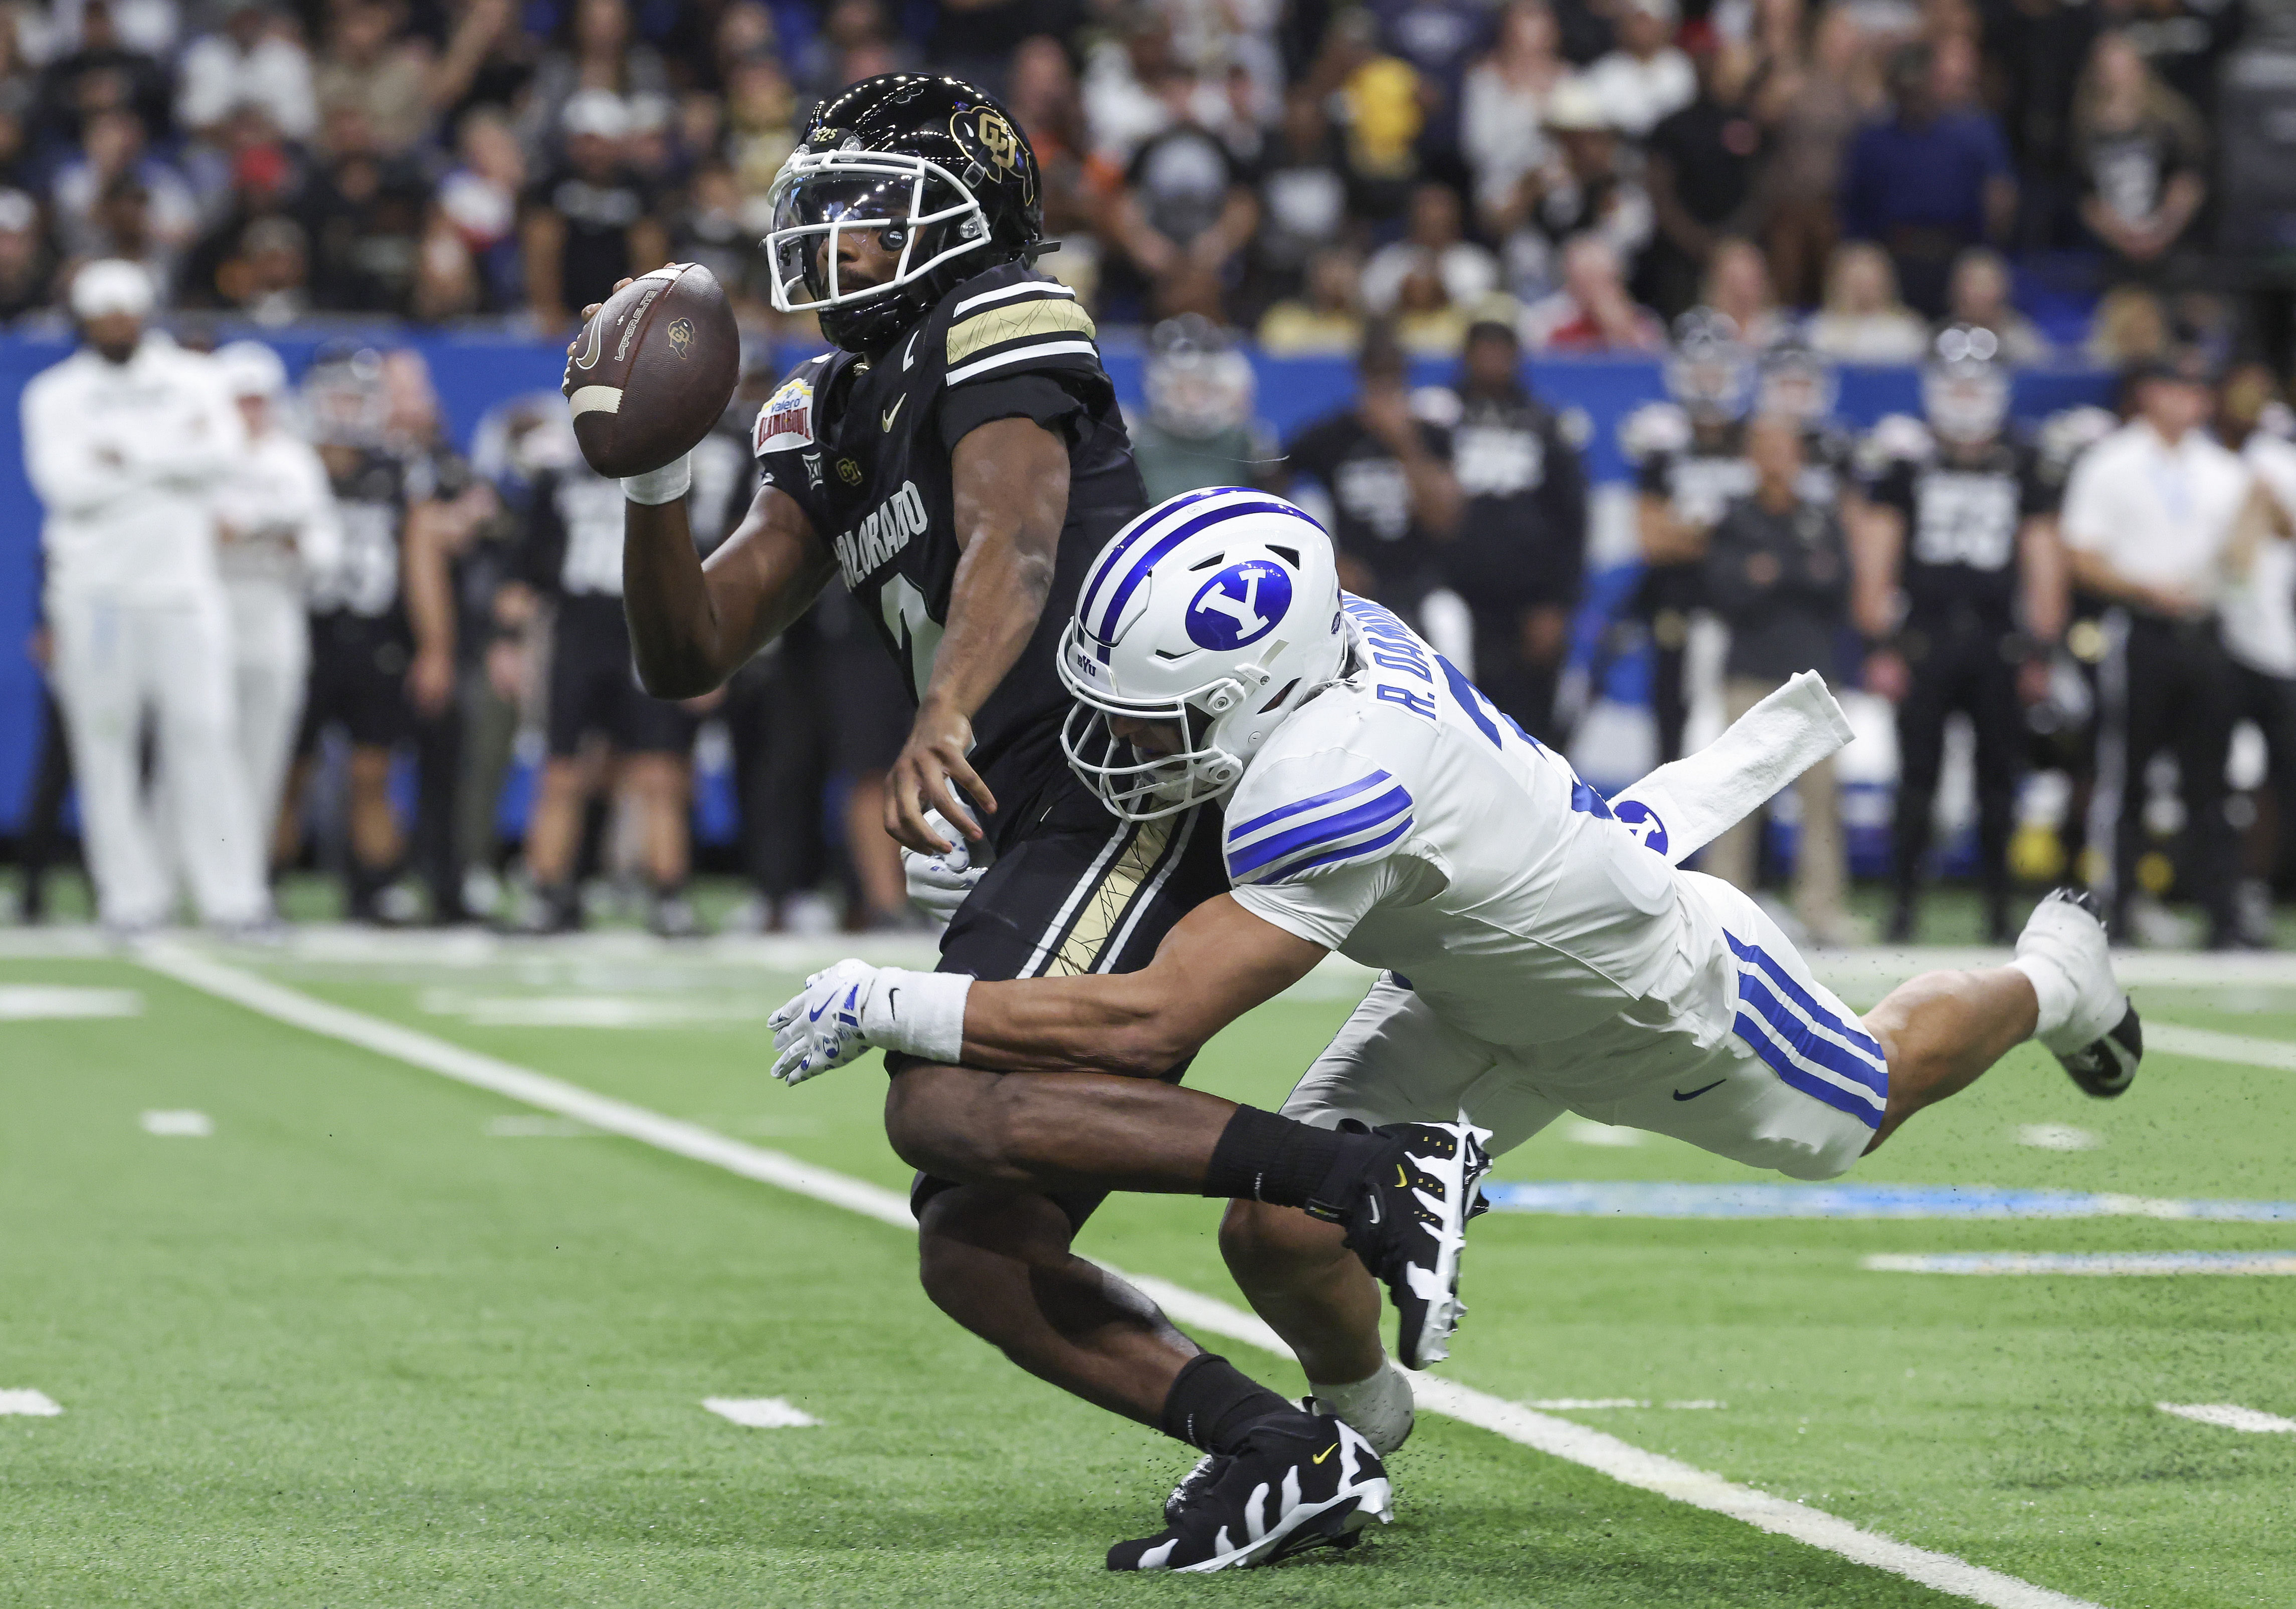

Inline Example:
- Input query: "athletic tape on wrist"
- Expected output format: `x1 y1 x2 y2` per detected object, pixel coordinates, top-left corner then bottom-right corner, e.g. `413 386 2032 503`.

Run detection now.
862 968 971 1064
621 452 692 506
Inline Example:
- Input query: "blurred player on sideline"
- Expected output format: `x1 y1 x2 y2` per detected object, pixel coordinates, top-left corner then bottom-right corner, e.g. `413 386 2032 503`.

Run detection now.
1629 307 1755 762
499 445 704 937
20 260 266 931
286 351 456 923
212 340 340 859
1856 326 2068 943
1423 314 1588 743
1127 315 1276 504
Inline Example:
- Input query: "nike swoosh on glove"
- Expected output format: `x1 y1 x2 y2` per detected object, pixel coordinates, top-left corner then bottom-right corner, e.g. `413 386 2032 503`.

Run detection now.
767 958 882 1084
903 809 983 923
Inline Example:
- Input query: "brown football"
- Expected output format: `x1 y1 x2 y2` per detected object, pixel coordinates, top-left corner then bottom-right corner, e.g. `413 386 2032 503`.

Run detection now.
564 262 740 478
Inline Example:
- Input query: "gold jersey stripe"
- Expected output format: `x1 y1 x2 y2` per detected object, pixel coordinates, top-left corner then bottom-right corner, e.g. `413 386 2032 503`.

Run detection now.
946 297 1098 366
1043 816 1174 979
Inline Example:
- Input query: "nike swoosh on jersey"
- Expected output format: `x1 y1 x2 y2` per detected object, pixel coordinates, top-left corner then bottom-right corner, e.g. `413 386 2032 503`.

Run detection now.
882 395 905 432
1672 1079 1727 1101
1311 1444 1337 1465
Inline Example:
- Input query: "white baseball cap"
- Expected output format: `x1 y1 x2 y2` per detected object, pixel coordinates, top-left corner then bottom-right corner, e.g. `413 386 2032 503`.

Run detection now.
561 89 631 141
216 339 288 399
70 258 155 320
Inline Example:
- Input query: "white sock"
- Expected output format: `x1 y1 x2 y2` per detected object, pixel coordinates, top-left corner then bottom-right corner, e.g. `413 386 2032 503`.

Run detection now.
2009 954 2075 1042
1308 1357 1414 1455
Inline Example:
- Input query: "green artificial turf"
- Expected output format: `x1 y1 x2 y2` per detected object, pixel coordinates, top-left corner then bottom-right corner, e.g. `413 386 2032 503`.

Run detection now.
2 943 2291 1606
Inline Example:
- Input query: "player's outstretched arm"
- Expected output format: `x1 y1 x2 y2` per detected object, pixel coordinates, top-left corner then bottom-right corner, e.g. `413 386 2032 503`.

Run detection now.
769 896 1328 1084
622 478 837 698
883 417 1068 853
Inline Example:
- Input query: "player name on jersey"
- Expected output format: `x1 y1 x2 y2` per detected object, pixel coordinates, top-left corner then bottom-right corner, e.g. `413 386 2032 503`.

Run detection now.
832 480 928 590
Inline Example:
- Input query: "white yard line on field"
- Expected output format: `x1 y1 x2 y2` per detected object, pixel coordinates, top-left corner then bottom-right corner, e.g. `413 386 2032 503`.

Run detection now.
2156 1402 2296 1434
703 1396 821 1429
135 939 2109 1609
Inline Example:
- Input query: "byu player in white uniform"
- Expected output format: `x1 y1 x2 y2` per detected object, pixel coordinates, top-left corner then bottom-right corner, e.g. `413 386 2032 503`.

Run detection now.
212 340 340 849
21 261 266 930
772 488 2139 1505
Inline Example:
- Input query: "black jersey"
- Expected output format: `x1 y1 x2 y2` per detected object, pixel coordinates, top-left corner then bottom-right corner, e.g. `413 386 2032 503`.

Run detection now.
1634 418 1755 530
1867 435 2059 623
1280 408 1453 607
752 261 1146 840
521 461 630 601
1438 387 1588 612
314 449 432 624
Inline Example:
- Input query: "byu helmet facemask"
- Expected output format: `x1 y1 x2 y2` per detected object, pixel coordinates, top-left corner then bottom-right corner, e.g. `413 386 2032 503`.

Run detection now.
1060 489 1347 821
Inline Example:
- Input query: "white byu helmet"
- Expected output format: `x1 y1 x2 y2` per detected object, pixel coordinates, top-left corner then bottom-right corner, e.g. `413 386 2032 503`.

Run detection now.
1060 488 1347 821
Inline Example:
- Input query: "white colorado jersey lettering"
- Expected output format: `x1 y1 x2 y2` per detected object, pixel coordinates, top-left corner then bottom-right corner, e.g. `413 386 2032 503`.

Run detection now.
1227 596 1699 1048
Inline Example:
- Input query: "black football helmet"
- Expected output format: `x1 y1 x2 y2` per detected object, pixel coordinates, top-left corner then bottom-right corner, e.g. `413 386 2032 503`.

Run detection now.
763 74 1045 353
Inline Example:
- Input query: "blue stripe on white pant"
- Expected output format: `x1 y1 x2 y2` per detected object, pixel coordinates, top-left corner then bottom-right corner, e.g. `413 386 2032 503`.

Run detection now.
1726 936 1890 1130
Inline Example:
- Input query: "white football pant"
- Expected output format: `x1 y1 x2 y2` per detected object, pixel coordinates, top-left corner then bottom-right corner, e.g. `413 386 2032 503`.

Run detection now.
224 578 309 848
47 588 267 928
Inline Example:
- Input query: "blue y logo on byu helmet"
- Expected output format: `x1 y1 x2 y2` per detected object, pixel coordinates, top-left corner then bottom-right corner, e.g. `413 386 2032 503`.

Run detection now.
1186 561 1292 652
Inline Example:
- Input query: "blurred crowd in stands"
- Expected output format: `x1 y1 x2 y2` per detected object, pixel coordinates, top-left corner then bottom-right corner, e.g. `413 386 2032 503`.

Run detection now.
0 0 2273 361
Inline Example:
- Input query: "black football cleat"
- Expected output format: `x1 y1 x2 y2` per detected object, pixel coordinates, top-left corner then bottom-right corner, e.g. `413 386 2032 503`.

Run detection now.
2016 889 2142 1098
1112 1414 1391 1572
1312 1118 1493 1369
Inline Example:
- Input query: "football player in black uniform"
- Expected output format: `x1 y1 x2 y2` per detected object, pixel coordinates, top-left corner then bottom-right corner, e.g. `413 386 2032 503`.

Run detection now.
501 450 703 936
1629 308 1755 762
1857 326 2068 943
1432 315 1587 742
287 353 455 923
591 76 1477 1569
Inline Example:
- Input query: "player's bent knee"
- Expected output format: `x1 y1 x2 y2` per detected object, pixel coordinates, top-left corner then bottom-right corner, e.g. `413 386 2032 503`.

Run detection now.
1219 1198 1350 1280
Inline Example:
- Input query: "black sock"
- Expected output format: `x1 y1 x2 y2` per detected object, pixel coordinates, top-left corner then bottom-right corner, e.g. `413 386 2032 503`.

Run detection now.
1203 1105 1393 1214
1159 1353 1297 1455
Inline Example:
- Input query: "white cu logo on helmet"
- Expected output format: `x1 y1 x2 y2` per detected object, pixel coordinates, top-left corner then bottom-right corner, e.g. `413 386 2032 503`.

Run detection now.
1058 489 1346 822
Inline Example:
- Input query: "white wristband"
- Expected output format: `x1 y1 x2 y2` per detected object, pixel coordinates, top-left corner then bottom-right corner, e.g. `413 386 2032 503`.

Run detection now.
860 968 972 1064
621 452 692 506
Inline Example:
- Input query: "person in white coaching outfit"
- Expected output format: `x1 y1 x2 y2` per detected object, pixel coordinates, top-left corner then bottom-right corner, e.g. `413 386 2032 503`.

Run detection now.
2059 350 2254 946
20 260 266 930
212 339 340 861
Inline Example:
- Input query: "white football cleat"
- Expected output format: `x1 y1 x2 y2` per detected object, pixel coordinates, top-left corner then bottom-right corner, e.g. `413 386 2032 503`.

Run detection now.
2016 889 2142 1098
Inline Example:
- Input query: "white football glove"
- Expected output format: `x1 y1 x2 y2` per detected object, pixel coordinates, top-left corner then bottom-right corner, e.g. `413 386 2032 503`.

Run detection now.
903 809 983 924
767 959 974 1084
768 958 881 1085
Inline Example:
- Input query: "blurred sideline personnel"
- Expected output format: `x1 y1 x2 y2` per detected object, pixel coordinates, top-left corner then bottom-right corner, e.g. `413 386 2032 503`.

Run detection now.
2062 350 2254 948
1280 324 1462 613
1419 315 1587 742
212 341 340 855
1757 336 1863 524
500 447 703 938
2220 366 2296 930
1127 315 1277 504
1628 308 1756 763
1702 415 1857 945
380 353 498 925
286 351 456 923
602 75 1459 1569
20 260 266 930
1857 326 2068 944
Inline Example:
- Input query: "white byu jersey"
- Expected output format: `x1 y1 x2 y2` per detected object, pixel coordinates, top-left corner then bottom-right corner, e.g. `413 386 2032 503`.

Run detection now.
1228 596 1728 1055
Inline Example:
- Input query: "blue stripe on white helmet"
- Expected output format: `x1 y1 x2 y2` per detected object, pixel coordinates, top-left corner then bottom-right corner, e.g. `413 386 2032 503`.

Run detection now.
1059 488 1346 821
